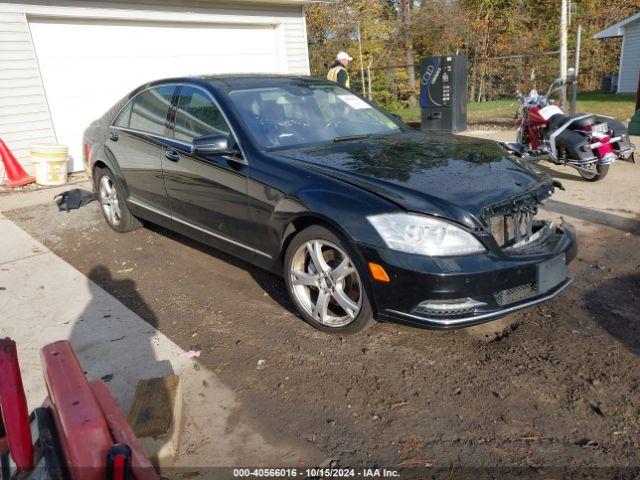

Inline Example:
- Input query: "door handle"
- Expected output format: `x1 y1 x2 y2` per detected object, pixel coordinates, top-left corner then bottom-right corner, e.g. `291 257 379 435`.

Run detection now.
164 149 180 162
109 132 119 142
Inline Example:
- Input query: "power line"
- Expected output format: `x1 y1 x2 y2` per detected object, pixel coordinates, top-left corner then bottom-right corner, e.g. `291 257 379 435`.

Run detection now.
363 50 569 71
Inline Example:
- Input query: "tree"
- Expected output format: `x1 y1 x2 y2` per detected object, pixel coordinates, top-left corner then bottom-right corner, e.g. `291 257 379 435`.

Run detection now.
305 0 640 109
306 0 394 94
396 0 418 107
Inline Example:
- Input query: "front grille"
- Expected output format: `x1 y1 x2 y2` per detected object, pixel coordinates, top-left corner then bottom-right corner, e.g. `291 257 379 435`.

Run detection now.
494 283 538 306
490 207 536 248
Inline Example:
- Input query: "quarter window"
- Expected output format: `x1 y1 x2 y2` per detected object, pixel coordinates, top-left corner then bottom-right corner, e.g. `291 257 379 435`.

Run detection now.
129 86 175 136
113 100 133 128
175 87 230 143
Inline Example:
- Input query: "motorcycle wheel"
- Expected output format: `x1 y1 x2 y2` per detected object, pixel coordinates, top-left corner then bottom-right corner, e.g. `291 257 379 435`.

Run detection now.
576 163 609 182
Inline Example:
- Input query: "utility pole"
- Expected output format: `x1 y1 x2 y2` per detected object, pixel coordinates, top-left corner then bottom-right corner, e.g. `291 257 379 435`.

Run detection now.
366 57 373 100
570 24 581 115
560 0 568 111
356 24 366 97
398 0 417 107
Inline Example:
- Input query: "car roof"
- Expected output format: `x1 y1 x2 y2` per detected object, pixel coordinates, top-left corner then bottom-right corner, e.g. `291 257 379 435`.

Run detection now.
147 74 331 91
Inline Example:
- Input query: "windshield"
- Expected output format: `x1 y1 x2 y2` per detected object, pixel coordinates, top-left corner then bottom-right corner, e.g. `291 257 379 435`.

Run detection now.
228 83 401 149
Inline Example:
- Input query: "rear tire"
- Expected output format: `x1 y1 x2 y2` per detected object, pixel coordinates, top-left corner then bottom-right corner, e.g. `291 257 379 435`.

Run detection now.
94 167 142 233
577 163 609 182
284 225 375 335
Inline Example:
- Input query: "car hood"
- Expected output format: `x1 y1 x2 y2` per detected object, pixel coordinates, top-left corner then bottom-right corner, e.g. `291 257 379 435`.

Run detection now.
276 131 553 228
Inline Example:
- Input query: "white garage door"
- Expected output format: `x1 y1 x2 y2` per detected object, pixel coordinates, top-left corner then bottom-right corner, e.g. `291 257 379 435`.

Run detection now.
29 17 283 171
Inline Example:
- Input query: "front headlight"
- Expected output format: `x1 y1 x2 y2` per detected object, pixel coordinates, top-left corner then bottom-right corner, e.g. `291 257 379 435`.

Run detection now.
367 213 485 256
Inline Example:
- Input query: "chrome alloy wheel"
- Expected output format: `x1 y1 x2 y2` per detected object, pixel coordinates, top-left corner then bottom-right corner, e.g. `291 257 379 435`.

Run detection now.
290 240 363 327
99 175 122 227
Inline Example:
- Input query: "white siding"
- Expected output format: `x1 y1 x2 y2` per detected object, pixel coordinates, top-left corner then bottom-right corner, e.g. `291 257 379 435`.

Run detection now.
0 1 311 174
619 21 640 93
0 9 54 176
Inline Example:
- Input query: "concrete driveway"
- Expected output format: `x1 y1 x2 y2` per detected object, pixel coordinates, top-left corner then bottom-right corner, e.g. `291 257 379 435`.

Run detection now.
1 130 638 473
0 189 325 471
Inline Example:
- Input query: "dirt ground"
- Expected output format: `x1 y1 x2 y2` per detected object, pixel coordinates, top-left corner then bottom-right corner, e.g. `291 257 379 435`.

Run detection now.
4 153 640 476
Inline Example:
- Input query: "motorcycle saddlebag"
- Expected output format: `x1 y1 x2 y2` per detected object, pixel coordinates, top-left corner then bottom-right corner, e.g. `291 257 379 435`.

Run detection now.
554 129 594 162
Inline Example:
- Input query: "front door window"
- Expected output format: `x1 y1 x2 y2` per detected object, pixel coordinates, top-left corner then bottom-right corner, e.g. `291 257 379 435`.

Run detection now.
174 87 230 143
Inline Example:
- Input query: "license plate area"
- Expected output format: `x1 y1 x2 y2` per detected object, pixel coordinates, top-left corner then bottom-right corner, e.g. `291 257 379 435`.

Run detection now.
537 254 567 293
592 122 608 133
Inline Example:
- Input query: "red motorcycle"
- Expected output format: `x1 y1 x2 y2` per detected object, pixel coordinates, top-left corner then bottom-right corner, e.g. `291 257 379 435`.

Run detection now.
502 78 635 181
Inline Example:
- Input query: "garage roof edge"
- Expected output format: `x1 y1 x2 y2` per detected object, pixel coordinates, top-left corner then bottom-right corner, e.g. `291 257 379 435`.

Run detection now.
593 12 640 39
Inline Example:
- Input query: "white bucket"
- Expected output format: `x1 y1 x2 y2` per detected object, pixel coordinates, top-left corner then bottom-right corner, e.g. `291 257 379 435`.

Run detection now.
31 144 69 186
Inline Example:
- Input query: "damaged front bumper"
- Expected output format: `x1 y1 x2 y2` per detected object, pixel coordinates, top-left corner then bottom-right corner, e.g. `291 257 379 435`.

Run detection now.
381 277 574 328
358 214 577 329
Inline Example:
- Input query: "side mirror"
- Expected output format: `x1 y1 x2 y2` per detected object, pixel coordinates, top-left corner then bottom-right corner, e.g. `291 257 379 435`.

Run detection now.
191 134 240 156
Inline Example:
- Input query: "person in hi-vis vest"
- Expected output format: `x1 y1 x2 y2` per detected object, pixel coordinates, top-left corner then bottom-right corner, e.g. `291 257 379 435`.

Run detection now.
327 51 352 88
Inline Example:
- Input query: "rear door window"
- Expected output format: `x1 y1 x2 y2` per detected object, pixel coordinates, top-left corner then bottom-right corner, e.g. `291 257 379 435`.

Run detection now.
174 86 230 143
129 86 175 136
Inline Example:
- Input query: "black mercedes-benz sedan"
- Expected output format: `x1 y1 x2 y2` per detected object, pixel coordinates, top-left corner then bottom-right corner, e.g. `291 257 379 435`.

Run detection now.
83 75 576 334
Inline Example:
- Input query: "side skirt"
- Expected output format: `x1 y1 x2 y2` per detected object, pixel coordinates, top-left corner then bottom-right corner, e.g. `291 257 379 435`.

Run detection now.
126 198 280 274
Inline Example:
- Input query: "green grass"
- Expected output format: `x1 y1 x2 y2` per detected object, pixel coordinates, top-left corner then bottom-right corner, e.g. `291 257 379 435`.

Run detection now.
389 92 637 125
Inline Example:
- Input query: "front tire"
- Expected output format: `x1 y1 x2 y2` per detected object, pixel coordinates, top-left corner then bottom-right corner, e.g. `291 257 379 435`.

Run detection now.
577 163 609 182
94 167 142 232
284 225 374 335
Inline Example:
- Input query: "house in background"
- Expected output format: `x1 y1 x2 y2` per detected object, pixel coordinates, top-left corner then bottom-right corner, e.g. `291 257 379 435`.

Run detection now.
594 12 640 94
0 0 314 176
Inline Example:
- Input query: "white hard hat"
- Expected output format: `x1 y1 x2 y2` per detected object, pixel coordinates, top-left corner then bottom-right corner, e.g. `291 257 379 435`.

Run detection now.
336 51 353 61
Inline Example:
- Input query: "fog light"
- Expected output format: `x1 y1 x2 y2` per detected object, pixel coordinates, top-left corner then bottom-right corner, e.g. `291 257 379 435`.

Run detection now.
413 298 486 317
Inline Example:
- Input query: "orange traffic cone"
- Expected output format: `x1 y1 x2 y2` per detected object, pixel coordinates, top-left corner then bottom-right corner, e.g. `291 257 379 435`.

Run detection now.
0 139 35 188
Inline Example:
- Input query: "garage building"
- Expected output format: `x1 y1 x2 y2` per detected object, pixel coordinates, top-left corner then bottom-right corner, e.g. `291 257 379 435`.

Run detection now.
594 12 640 94
0 0 313 176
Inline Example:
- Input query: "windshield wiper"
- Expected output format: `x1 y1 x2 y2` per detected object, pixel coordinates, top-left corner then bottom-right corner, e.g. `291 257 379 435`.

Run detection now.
332 134 371 143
